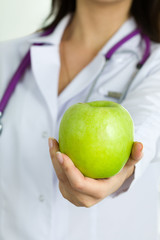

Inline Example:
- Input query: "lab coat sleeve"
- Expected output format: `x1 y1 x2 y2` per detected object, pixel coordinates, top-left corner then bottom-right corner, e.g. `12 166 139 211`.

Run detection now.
111 49 160 197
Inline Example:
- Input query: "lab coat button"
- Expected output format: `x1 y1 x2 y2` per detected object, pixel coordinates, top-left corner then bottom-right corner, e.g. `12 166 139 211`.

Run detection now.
39 195 45 202
42 131 48 138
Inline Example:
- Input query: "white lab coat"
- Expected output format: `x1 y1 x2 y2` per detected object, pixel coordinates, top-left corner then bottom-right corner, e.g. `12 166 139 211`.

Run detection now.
0 15 160 240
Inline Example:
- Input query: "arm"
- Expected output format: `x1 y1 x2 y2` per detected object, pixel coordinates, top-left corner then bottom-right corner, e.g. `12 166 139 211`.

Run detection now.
49 50 160 205
113 67 160 196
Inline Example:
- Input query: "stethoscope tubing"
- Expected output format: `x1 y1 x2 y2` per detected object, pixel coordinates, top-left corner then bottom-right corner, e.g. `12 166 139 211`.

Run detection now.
105 29 141 60
84 61 108 102
0 28 151 135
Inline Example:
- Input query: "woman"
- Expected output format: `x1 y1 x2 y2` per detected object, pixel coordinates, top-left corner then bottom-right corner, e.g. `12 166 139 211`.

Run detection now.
0 0 160 239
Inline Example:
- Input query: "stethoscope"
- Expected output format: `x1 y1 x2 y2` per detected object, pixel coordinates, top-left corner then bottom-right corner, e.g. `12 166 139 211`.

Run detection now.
0 28 150 135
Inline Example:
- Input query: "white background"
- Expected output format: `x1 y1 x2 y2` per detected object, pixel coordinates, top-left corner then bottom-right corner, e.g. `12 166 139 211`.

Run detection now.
0 0 160 237
0 0 51 41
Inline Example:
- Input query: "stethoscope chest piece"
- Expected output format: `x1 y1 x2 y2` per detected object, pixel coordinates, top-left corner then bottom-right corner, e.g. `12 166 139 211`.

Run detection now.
0 124 2 135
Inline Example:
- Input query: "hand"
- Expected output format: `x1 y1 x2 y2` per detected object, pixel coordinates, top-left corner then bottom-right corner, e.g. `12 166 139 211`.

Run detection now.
48 138 143 208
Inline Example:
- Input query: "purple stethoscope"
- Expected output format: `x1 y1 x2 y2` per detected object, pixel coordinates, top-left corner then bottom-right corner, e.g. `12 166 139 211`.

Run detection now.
0 28 150 135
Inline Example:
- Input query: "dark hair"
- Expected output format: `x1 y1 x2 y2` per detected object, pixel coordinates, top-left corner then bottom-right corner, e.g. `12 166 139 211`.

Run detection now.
43 0 160 42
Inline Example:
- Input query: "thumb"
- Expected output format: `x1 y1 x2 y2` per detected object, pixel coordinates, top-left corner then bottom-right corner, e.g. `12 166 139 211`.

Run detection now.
126 141 143 167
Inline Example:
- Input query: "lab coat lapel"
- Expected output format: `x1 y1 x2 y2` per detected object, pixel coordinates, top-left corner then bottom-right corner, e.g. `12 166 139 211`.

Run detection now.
30 44 60 120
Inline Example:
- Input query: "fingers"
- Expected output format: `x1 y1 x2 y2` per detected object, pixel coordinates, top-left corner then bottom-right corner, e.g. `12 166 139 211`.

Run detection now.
48 138 59 157
56 152 86 191
59 181 100 208
48 138 68 183
56 152 113 199
48 141 106 200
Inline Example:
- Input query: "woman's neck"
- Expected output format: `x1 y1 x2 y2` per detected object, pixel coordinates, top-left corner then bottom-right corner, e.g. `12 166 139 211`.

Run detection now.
64 0 132 51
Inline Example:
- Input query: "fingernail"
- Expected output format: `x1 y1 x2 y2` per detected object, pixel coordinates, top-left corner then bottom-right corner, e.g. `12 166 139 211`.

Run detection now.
56 151 64 164
48 138 54 149
139 142 143 151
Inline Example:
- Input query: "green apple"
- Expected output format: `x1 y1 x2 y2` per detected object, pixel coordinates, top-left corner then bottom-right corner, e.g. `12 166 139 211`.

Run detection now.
59 101 134 178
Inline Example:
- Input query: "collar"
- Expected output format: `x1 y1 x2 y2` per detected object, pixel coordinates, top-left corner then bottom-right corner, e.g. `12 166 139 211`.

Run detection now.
29 14 71 45
29 14 141 58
